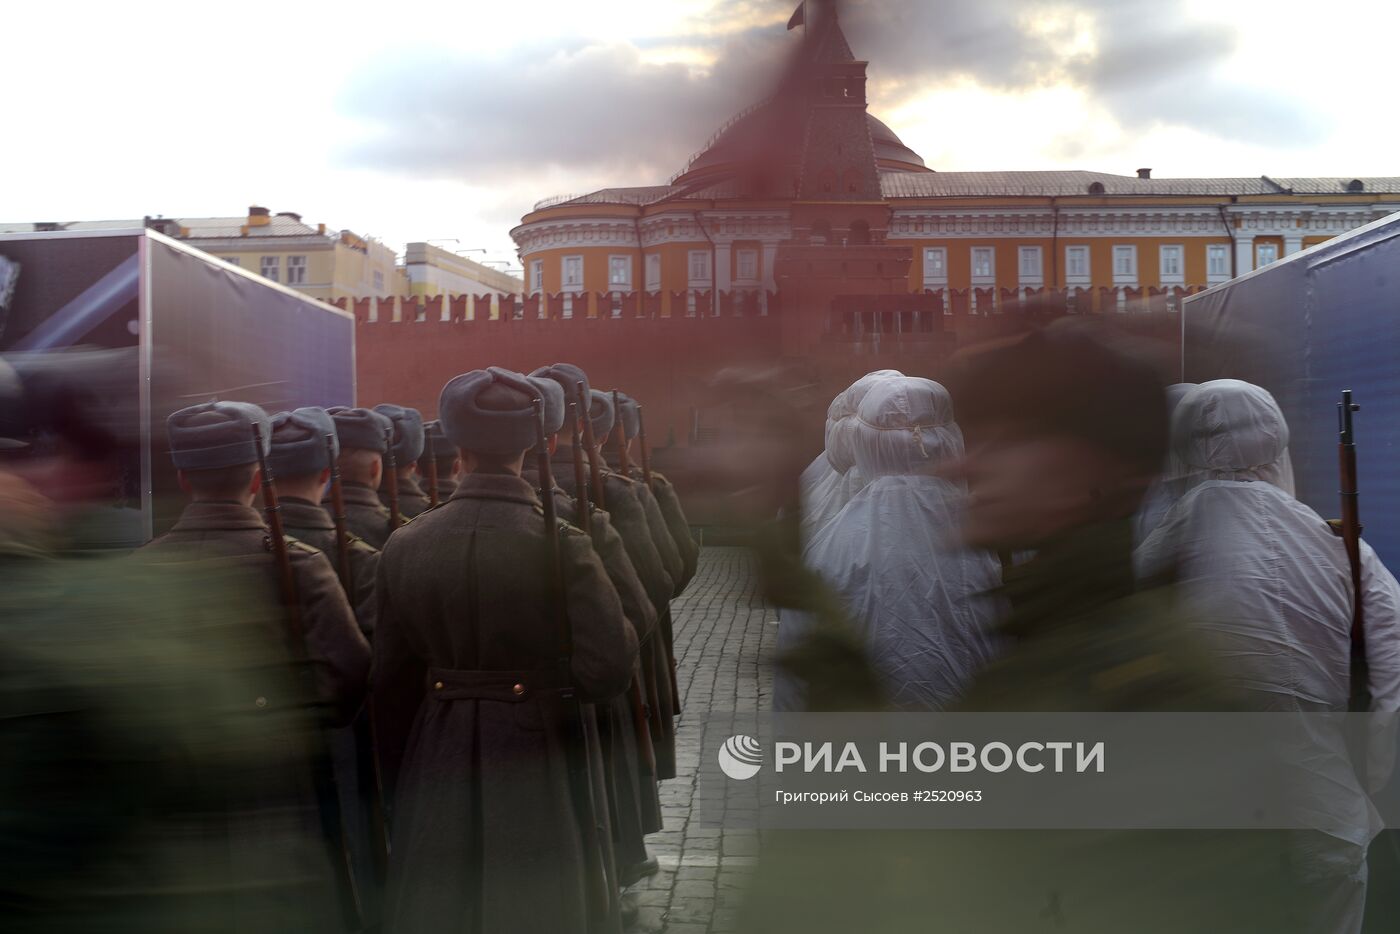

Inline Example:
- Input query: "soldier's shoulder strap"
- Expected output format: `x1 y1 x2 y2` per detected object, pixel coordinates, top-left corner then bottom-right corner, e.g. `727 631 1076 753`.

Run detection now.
346 532 380 555
533 502 588 538
278 534 324 558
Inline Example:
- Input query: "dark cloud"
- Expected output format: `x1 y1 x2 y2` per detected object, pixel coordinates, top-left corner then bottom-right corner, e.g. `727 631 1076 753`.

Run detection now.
843 0 1328 145
337 29 792 189
336 0 1326 190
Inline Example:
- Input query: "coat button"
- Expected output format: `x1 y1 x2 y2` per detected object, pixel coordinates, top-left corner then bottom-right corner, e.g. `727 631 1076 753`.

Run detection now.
434 681 445 690
512 683 525 696
255 696 267 708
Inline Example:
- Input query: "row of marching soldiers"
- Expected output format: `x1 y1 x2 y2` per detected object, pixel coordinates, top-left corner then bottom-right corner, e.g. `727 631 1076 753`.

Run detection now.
143 363 694 933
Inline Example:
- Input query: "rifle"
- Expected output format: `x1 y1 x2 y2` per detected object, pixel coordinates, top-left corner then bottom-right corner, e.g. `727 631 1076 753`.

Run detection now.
636 403 653 490
325 434 353 591
576 382 607 510
252 425 363 932
426 445 440 508
611 389 632 477
572 400 659 778
384 426 402 534
1339 390 1369 712
534 398 612 925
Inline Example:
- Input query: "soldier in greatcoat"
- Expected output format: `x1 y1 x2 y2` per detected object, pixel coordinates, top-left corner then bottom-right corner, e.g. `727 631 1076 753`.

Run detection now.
373 368 637 934
532 363 681 781
373 403 431 518
324 406 400 548
613 390 700 590
269 405 386 924
136 400 371 932
523 374 665 890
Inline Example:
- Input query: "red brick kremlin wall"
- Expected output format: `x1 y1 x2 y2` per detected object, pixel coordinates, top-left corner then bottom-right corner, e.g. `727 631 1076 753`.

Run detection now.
338 286 1189 471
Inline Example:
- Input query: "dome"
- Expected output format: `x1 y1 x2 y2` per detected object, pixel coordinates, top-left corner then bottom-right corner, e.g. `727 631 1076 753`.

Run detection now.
674 108 928 187
866 115 927 172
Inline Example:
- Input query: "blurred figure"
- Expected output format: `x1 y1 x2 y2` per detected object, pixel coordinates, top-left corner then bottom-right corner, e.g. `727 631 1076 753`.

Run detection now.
742 326 1302 934
372 368 636 934
803 377 1002 710
1133 381 1198 545
1137 379 1400 934
800 370 902 544
1 369 365 933
325 406 397 548
417 418 460 504
373 403 430 518
797 392 846 502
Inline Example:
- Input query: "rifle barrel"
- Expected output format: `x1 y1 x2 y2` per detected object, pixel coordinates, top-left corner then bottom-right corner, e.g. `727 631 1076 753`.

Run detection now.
325 434 353 592
568 401 593 538
576 382 607 510
384 427 402 533
1338 390 1367 711
636 404 653 490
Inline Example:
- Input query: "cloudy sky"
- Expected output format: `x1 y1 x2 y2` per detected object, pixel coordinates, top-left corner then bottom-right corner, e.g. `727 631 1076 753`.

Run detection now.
4 0 1394 272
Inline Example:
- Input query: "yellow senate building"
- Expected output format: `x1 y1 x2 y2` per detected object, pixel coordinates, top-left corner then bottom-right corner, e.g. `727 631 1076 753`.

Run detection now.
512 9 1400 315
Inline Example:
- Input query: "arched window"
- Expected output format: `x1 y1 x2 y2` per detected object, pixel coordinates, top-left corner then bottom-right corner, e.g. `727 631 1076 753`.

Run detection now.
819 168 837 193
811 219 831 244
849 220 871 245
1347 179 1365 192
844 168 862 194
1087 181 1106 195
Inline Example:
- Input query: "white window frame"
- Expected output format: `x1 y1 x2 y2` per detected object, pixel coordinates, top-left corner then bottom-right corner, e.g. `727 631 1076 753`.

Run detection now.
1064 245 1090 284
260 255 280 282
561 255 584 293
687 249 712 286
530 259 544 294
286 254 307 285
1017 246 1043 285
608 254 632 290
1256 242 1279 268
1206 244 1230 281
644 253 661 292
922 247 947 286
223 256 241 267
1158 244 1184 284
1112 245 1138 284
735 248 758 282
970 247 995 285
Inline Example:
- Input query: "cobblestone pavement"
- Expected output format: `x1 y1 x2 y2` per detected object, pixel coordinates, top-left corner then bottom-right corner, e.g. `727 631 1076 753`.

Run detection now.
630 547 775 934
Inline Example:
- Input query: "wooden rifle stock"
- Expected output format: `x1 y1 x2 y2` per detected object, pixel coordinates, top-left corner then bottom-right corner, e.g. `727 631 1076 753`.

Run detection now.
576 382 607 510
252 425 363 931
612 389 632 476
384 426 402 533
573 401 658 776
325 434 353 592
1339 390 1369 711
636 404 653 490
426 445 440 507
534 397 610 923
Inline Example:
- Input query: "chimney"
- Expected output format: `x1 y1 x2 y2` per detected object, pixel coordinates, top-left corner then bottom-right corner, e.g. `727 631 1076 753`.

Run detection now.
1136 168 1152 179
317 222 326 235
247 205 271 228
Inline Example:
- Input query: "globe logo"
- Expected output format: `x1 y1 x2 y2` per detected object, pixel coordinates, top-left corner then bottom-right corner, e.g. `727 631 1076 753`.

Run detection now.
718 734 764 781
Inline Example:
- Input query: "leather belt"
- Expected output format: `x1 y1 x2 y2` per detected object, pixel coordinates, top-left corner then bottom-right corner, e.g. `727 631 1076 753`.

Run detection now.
428 667 570 702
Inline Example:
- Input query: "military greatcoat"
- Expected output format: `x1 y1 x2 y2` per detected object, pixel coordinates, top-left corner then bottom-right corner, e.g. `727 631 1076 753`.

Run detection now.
373 472 637 934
